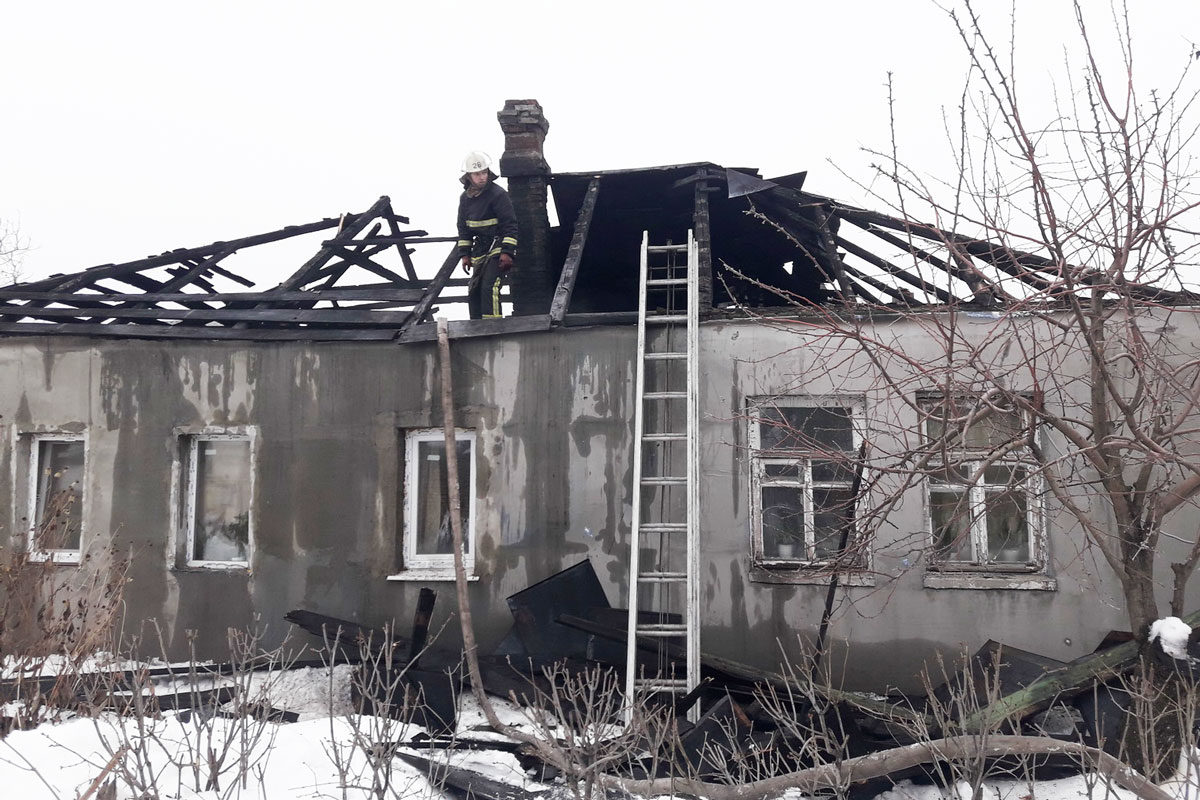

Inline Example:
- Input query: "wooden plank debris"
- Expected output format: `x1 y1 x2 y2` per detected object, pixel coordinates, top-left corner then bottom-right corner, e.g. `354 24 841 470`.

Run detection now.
395 752 547 800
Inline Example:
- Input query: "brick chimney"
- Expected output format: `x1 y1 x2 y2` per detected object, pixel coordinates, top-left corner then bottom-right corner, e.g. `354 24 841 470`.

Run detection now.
497 100 552 316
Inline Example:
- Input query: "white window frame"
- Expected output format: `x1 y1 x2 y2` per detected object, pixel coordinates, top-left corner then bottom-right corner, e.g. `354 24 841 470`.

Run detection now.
748 397 865 570
26 433 87 564
922 399 1046 574
398 428 476 577
181 431 255 570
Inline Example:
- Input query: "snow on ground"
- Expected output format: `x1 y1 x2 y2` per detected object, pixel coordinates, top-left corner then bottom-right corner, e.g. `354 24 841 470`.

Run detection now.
244 663 356 719
1 652 170 680
2 661 1200 800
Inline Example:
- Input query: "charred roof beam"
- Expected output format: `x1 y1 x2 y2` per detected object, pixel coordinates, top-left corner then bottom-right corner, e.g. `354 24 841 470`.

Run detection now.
550 177 600 324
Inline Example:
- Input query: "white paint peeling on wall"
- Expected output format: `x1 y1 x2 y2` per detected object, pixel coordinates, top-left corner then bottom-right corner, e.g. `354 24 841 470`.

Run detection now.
480 342 526 547
176 354 259 420
291 350 320 406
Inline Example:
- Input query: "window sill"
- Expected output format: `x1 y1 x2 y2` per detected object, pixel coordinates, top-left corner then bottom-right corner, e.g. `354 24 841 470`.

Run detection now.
388 571 479 583
750 565 875 587
173 564 250 573
923 572 1057 591
29 552 81 566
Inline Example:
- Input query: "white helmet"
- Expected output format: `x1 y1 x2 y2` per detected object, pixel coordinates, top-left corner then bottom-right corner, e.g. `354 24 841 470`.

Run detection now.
460 150 493 174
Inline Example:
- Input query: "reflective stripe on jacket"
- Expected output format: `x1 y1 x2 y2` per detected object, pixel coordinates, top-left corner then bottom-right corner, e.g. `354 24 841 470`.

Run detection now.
456 183 518 266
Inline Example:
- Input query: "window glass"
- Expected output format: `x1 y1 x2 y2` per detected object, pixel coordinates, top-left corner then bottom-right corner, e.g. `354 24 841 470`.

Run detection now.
924 396 1040 570
761 486 804 557
752 400 861 568
926 401 1022 449
931 488 973 561
985 489 1030 562
760 406 854 452
33 439 84 552
812 487 854 559
414 439 472 557
192 439 251 563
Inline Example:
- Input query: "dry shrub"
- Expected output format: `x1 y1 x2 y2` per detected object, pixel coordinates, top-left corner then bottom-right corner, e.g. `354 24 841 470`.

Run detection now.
0 490 130 732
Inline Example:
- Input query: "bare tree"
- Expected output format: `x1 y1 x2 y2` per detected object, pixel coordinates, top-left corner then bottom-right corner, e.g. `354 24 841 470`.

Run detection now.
728 0 1200 779
0 220 27 287
755 0 1200 643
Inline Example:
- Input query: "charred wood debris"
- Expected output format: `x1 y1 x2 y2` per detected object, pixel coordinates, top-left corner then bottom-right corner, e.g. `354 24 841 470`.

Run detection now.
3 166 1194 345
270 562 1200 799
1 559 1197 798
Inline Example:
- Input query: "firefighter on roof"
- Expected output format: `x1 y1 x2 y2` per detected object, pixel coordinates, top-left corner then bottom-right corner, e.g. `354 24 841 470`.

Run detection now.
456 151 518 319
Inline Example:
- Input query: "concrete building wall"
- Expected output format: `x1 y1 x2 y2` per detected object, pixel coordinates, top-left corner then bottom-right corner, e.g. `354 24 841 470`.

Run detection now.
2 312 1194 687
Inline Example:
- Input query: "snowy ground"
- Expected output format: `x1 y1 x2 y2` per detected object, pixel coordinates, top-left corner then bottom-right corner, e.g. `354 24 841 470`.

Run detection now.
2 661 1199 800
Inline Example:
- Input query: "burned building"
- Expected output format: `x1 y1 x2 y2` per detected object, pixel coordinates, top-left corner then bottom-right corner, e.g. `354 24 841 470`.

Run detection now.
2 99 1197 691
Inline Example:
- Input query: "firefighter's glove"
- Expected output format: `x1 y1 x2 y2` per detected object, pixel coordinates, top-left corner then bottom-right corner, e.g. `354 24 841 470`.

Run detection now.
461 255 472 273
499 253 514 271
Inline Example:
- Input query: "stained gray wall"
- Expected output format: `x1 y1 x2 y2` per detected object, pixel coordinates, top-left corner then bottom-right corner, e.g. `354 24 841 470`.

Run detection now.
2 314 1192 688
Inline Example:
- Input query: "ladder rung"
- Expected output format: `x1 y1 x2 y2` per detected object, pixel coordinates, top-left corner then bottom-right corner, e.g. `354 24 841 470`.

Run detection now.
639 522 687 532
643 391 686 400
645 352 686 361
638 571 688 583
635 678 690 692
642 433 686 441
641 477 686 485
636 623 688 637
647 244 688 253
646 314 687 324
646 278 688 287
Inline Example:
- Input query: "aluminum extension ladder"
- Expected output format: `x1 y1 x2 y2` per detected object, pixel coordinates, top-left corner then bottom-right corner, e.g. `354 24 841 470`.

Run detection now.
624 230 700 722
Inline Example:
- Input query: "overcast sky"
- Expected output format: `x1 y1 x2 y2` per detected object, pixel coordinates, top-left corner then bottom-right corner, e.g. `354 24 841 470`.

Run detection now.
3 0 1198 287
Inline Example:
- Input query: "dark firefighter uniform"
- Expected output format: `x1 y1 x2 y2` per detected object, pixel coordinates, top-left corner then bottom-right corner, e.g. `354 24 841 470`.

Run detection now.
456 181 518 319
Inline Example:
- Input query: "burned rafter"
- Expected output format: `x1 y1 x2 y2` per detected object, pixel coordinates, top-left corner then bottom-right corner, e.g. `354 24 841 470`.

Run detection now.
749 194 857 303
11 217 346 294
0 195 477 339
828 202 1059 295
835 264 909 306
549 177 601 323
394 246 462 338
848 219 1006 306
834 235 957 305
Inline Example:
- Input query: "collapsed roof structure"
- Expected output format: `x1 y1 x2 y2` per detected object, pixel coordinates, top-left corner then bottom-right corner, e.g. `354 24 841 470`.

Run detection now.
5 102 1185 341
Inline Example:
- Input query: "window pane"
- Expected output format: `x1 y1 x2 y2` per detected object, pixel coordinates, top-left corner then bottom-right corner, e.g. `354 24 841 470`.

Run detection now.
931 489 973 561
415 439 472 556
761 486 804 559
812 459 856 483
813 487 854 560
986 489 1030 562
34 440 84 551
760 406 853 452
929 462 971 484
926 400 1022 449
984 464 1027 485
967 410 1023 449
193 440 251 562
763 462 802 479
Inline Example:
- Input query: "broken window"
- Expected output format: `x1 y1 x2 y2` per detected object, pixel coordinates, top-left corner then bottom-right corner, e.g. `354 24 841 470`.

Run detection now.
28 435 86 562
749 399 864 569
402 430 475 574
182 434 253 567
923 398 1043 571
